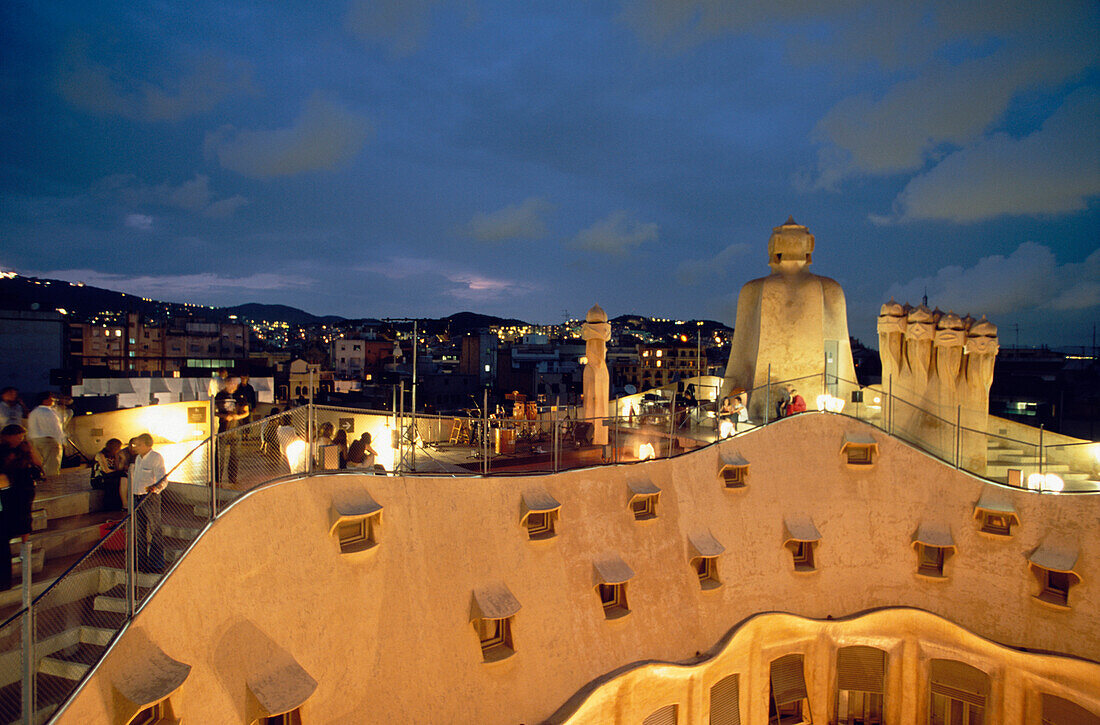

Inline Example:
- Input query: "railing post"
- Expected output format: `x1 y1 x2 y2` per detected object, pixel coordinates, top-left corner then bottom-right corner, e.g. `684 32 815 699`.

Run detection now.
21 541 33 725
553 398 560 473
126 486 135 617
208 397 216 487
765 364 771 425
668 391 676 459
1039 424 1044 476
955 405 961 469
888 374 893 435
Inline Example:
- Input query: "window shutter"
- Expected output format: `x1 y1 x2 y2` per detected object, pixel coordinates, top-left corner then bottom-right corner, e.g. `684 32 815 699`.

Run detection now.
929 659 988 708
1041 694 1100 725
709 674 741 725
643 704 678 725
837 646 885 694
770 654 808 706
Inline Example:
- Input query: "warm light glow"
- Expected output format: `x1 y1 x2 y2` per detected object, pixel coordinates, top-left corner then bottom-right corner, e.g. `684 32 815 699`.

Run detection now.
719 419 734 438
285 439 309 474
816 394 845 413
578 356 588 365
1027 472 1065 492
637 442 656 460
139 406 204 444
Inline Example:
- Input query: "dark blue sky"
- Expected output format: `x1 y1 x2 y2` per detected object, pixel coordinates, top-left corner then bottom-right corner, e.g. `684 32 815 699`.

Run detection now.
2 1 1098 346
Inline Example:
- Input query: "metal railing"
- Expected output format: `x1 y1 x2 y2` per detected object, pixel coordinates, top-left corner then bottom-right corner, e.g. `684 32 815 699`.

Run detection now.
0 379 1096 724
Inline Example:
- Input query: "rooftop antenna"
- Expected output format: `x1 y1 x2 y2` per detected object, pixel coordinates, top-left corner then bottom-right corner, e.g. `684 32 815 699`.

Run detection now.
922 287 928 307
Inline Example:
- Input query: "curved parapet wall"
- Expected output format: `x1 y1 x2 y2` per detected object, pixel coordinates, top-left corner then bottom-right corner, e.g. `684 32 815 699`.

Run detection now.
54 414 1099 724
549 608 1100 725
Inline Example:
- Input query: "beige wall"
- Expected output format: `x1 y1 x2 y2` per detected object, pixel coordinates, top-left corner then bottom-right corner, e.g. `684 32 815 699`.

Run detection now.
56 413 1099 724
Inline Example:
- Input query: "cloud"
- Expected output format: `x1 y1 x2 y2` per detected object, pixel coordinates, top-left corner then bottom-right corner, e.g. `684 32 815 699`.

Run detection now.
619 0 863 51
22 269 312 301
884 89 1100 222
571 211 658 255
885 242 1100 317
345 0 475 56
205 92 372 178
124 213 153 230
467 197 554 242
58 42 253 122
93 174 248 219
362 256 538 301
806 51 1088 189
676 242 751 285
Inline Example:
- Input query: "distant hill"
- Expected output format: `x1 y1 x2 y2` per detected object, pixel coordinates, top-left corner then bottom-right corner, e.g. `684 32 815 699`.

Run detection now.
443 311 528 331
223 303 345 326
0 274 210 320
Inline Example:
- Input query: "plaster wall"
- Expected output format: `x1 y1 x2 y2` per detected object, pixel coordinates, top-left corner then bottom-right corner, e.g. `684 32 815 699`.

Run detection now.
55 413 1099 724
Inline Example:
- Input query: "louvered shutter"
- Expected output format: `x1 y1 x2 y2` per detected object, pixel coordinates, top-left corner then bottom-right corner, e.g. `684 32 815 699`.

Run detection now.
837 646 885 694
770 654 808 706
930 659 988 708
643 704 678 725
709 674 741 725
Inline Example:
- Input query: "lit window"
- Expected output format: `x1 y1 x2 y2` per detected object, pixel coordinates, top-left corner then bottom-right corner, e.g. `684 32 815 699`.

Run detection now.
594 556 634 620
128 700 175 725
330 490 383 555
783 516 820 573
1028 543 1080 608
471 583 520 662
930 659 988 725
836 646 885 725
973 493 1019 537
718 452 749 489
628 480 660 521
258 710 301 725
688 531 724 591
841 432 877 466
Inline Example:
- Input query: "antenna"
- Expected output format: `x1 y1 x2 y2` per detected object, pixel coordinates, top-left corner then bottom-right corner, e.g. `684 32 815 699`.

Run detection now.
922 287 928 307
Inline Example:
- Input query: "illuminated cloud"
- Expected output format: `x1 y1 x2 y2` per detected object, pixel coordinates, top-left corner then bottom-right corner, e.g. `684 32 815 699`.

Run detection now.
58 42 253 122
571 211 658 255
468 197 554 242
885 242 1100 317
886 89 1100 222
205 92 372 178
362 257 538 301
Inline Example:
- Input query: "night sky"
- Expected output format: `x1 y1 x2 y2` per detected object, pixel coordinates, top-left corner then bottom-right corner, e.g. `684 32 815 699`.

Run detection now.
2 1 1098 346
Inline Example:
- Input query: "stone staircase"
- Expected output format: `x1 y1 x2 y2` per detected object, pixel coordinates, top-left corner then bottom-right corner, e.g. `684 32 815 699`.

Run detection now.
0 469 240 725
985 441 1094 490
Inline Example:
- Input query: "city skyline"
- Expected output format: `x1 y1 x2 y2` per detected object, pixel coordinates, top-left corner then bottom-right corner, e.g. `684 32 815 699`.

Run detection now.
2 1 1098 347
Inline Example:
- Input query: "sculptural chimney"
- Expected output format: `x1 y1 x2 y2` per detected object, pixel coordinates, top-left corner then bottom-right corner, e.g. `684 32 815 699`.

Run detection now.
721 217 857 419
581 303 612 445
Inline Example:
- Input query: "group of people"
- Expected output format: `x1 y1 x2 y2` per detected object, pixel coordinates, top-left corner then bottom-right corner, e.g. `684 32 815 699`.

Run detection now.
313 422 379 470
89 434 168 572
2 387 72 478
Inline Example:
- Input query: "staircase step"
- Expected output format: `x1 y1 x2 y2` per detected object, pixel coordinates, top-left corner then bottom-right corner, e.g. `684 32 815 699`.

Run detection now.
37 657 88 681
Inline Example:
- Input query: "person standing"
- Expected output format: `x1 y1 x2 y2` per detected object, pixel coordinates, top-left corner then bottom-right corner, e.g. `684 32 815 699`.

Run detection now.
0 425 43 589
214 377 250 484
238 375 258 426
27 392 64 477
0 388 26 428
90 438 126 511
128 433 166 573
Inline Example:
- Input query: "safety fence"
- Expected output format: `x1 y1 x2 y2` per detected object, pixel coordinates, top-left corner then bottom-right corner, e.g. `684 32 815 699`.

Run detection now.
0 376 1096 723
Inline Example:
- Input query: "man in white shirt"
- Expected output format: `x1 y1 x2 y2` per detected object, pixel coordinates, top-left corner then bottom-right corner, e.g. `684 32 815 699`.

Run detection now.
26 392 64 476
129 433 167 573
